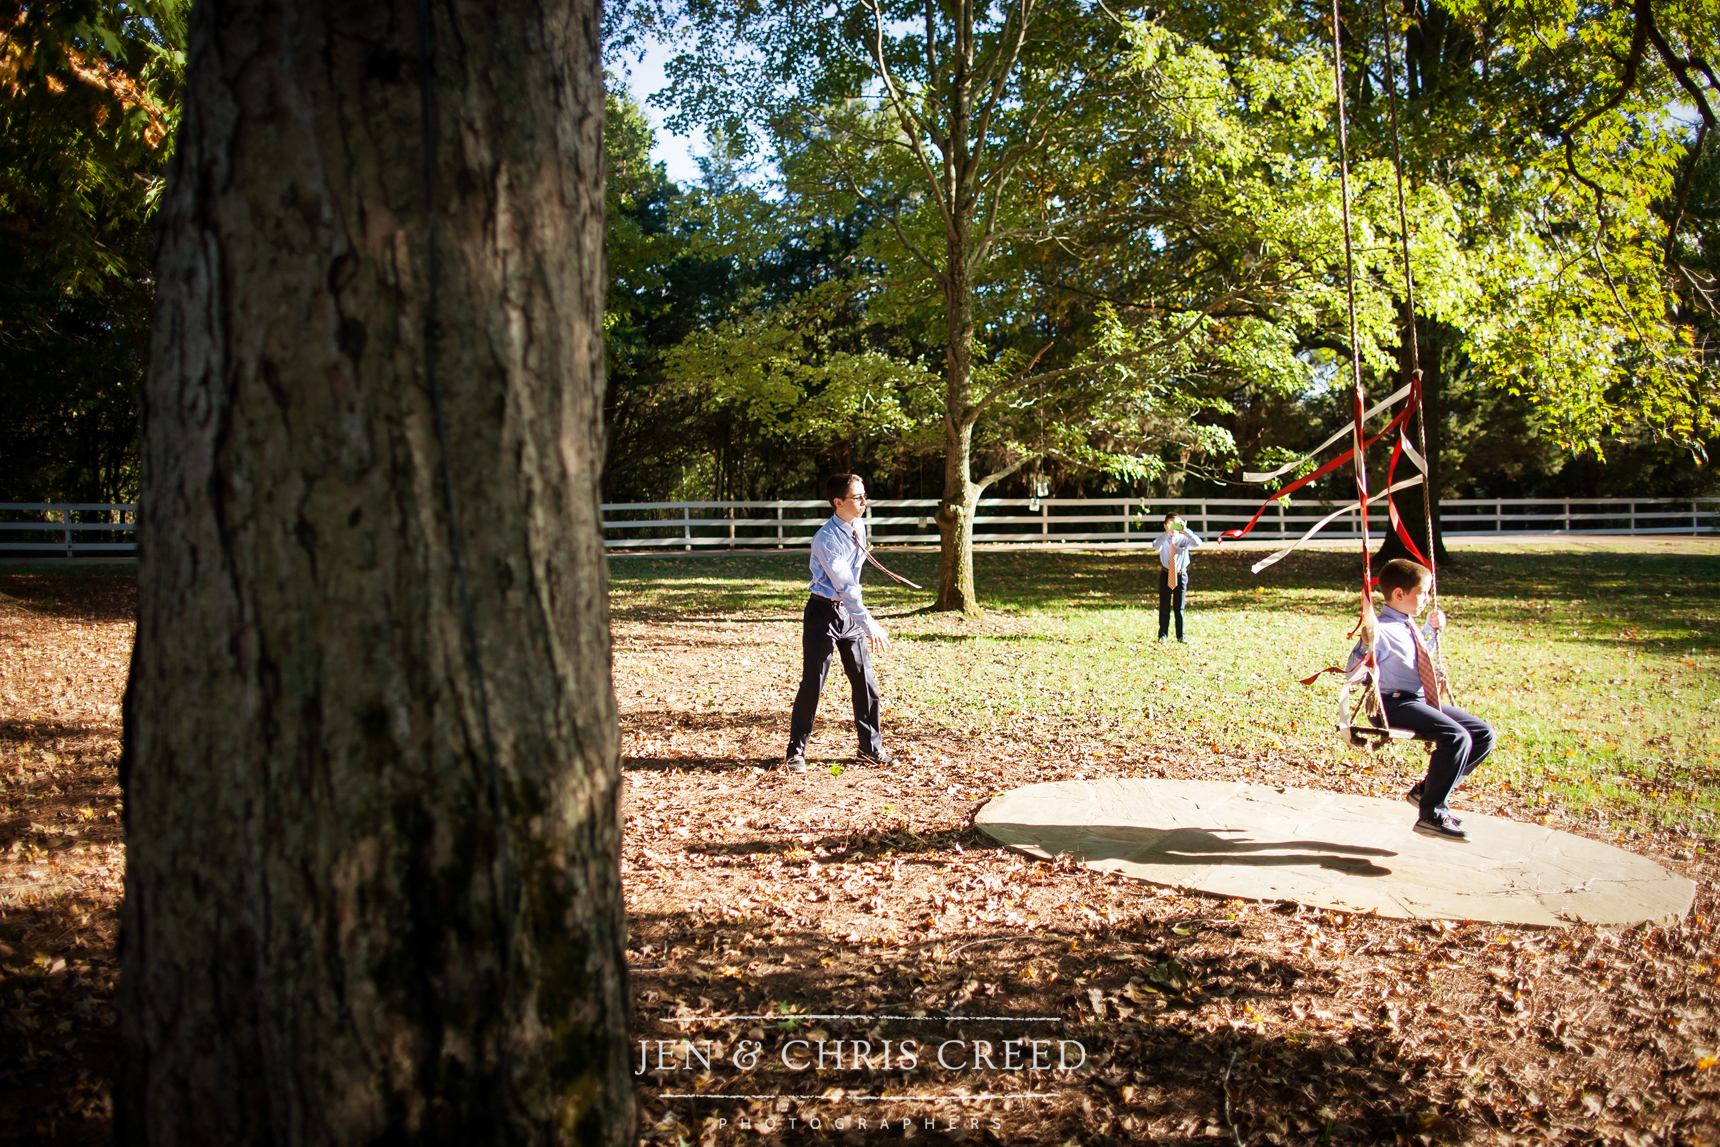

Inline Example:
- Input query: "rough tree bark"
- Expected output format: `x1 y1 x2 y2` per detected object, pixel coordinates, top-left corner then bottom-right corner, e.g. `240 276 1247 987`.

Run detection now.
117 0 632 1142
935 216 981 614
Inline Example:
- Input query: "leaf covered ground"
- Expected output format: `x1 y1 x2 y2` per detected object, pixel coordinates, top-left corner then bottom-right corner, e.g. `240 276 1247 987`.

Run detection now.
2 543 1719 1145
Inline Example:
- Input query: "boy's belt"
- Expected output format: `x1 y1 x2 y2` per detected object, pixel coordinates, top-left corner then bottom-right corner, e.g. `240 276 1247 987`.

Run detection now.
1381 690 1423 701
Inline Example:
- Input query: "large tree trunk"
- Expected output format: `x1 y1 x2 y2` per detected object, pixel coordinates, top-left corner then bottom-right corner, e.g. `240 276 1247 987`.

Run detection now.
118 0 632 1143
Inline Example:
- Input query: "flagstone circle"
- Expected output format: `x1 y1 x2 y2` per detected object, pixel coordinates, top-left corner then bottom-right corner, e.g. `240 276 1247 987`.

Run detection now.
975 778 1694 927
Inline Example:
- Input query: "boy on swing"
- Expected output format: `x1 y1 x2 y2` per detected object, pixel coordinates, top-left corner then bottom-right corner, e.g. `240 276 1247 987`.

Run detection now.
1351 558 1494 842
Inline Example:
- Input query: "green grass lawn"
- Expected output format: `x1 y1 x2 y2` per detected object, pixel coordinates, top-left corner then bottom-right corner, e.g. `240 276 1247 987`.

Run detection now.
609 540 1720 831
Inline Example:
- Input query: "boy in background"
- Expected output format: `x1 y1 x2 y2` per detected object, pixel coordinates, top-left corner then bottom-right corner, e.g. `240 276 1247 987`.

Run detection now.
1153 512 1203 642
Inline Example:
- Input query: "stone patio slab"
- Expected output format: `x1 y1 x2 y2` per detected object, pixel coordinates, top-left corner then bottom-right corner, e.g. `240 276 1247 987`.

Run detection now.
975 779 1694 927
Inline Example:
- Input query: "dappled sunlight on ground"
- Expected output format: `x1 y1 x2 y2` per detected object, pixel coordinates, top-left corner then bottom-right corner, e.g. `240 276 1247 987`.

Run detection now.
1 544 1717 1145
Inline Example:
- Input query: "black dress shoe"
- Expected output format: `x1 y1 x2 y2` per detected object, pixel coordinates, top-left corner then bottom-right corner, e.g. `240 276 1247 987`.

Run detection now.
1413 814 1469 842
1404 783 1460 825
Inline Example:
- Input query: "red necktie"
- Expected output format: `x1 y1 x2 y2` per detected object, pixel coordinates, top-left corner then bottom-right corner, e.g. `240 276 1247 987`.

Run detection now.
851 523 923 590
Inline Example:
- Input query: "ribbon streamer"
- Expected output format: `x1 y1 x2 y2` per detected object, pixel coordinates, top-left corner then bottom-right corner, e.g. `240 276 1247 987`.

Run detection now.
1241 381 1414 483
862 546 923 590
1385 429 1431 567
1249 475 1425 575
1220 399 1419 545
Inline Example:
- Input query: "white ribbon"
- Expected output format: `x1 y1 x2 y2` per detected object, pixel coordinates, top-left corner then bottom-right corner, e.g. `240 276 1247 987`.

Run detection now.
1242 381 1415 483
1397 431 1427 475
1250 475 1425 575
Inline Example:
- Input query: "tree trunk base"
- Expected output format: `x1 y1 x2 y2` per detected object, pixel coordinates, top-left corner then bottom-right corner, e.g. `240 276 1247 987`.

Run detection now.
934 500 982 615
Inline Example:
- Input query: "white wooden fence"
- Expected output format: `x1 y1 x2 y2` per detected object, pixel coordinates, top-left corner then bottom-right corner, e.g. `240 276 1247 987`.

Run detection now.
599 496 1719 550
0 503 139 558
2 496 1715 557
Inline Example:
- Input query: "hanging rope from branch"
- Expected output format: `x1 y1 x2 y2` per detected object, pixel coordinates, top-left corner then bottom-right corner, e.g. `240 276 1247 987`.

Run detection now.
1380 0 1453 705
1327 0 1392 737
1214 0 1455 742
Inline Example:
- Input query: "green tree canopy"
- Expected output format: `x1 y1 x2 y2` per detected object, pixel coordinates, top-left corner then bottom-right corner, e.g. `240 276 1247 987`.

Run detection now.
0 0 184 502
636 0 1497 609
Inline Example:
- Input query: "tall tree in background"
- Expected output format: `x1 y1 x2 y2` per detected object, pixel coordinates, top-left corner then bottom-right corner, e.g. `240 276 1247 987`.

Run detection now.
646 0 1416 612
119 0 632 1140
0 0 183 501
1346 0 1719 560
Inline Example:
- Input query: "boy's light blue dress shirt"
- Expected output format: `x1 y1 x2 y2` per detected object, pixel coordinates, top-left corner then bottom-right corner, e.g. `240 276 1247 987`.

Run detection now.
809 515 883 638
1348 605 1438 698
1152 528 1203 574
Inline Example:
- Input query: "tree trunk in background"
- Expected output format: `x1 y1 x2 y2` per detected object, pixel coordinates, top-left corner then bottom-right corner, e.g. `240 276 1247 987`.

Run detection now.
1376 313 1449 568
935 249 980 614
929 11 983 616
118 0 631 1142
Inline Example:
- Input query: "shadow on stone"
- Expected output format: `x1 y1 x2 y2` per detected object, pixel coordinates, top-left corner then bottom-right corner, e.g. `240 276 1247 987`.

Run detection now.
985 823 1396 877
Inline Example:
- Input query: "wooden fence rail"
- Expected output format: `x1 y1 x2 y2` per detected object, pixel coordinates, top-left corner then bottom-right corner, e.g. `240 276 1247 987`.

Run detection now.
7 497 1713 557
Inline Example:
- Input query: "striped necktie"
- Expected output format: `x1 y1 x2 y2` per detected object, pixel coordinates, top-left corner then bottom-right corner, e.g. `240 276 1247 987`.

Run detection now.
852 523 923 589
1409 623 1442 706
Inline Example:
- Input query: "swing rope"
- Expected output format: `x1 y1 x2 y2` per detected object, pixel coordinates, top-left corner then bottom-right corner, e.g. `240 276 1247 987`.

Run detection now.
1222 0 1451 739
1379 0 1454 703
1328 0 1390 727
1220 7 1432 581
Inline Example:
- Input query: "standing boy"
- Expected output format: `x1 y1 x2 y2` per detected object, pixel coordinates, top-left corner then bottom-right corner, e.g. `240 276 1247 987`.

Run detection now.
1349 558 1495 841
785 474 899 772
1153 512 1203 642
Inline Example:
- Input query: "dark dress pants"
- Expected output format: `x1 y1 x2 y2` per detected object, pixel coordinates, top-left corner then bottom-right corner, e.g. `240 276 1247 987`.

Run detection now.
1382 695 1496 819
787 596 883 759
1157 568 1188 640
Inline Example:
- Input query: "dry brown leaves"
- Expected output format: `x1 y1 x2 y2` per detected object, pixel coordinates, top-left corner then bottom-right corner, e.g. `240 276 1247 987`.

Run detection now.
3 577 1719 1146
1 575 132 1144
615 613 1720 1146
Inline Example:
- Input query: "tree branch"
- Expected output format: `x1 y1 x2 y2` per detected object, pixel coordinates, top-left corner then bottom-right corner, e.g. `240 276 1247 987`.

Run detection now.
975 452 1035 493
1664 120 1709 271
865 0 956 240
963 296 1236 428
967 0 1035 183
1557 0 1649 206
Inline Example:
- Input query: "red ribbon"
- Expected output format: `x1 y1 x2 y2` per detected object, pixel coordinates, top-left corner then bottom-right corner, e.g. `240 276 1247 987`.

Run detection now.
1385 428 1431 566
1299 665 1347 686
1220 398 1419 544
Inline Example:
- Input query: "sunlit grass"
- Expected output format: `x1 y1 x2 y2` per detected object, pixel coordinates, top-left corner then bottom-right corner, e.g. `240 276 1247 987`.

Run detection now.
608 541 1720 831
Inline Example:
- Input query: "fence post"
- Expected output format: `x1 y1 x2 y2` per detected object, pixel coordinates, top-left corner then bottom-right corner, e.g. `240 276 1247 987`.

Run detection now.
1041 499 1048 536
1629 501 1636 534
683 506 691 551
62 507 73 559
1563 498 1570 533
728 504 735 544
1123 498 1130 543
776 504 783 549
1495 499 1502 532
1277 500 1285 539
1695 499 1701 535
1200 501 1208 535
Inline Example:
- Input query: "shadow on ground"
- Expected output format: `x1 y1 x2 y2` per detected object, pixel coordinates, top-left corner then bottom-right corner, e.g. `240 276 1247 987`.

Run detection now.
625 910 1470 1145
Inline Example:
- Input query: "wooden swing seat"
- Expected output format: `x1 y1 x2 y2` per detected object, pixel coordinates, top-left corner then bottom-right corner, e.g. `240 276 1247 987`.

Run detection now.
1334 723 1415 742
